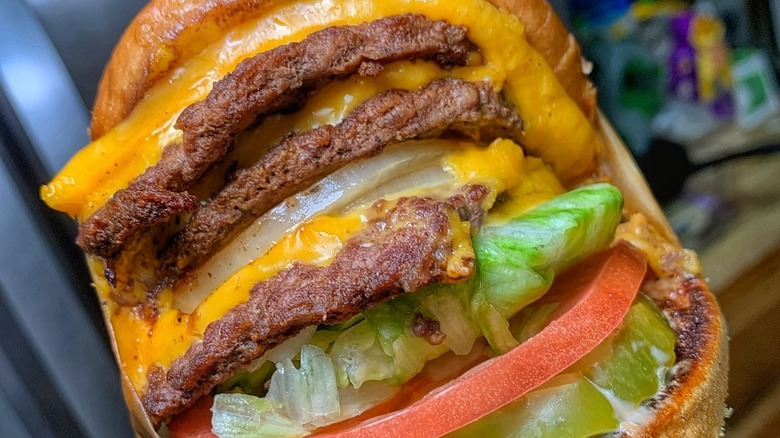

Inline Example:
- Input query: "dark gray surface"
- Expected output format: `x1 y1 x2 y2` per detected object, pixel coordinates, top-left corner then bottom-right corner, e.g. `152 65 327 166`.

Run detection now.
1 0 90 176
26 0 149 109
0 0 145 436
0 133 132 437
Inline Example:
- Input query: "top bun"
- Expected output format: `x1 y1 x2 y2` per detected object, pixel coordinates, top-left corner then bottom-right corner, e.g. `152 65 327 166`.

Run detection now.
90 0 596 139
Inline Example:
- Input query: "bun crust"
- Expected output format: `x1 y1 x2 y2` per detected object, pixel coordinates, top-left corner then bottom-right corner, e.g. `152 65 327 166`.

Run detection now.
631 278 728 438
600 118 728 437
90 0 596 139
86 1 727 436
647 284 729 438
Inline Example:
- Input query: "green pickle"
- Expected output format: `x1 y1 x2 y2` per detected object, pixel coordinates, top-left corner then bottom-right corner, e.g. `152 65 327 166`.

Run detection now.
449 297 676 437
448 374 619 438
585 296 676 406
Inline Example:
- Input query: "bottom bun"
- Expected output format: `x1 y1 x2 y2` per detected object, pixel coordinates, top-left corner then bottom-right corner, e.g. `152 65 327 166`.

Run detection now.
634 275 728 437
602 113 728 438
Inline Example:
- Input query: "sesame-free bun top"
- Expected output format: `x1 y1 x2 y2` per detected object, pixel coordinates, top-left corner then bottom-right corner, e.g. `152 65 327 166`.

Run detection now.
89 0 596 139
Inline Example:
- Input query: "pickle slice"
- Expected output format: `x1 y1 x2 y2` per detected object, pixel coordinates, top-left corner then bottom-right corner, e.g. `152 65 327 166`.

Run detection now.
584 296 676 406
447 374 619 438
450 296 676 437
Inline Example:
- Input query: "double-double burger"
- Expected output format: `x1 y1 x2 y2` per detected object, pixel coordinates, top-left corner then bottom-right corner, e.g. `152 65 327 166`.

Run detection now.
43 0 728 436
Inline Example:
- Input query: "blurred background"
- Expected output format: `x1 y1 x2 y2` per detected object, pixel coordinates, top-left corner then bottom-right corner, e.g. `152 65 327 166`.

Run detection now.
0 0 778 436
554 2 780 436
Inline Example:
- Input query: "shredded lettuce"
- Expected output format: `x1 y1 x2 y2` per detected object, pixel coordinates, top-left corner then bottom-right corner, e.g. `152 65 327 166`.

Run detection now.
471 183 622 351
471 292 519 354
211 393 308 438
307 328 342 353
330 320 395 388
511 302 558 344
267 345 341 427
365 300 450 382
217 327 317 396
217 361 276 396
215 346 397 437
266 326 317 364
422 284 481 355
213 184 626 433
473 183 623 319
331 306 449 388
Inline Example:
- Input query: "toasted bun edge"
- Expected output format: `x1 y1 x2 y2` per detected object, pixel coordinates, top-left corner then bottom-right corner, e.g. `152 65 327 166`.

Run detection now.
89 0 596 139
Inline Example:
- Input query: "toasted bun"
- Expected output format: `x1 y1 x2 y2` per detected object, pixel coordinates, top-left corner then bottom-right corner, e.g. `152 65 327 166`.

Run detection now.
90 0 596 139
600 118 728 438
86 1 726 436
646 288 728 438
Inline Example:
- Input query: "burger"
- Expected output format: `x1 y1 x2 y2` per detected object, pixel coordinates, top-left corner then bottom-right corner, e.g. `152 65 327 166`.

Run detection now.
41 0 728 436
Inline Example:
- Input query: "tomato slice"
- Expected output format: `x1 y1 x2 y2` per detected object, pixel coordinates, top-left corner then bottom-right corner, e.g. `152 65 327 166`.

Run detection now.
166 242 645 438
314 241 647 438
168 394 218 438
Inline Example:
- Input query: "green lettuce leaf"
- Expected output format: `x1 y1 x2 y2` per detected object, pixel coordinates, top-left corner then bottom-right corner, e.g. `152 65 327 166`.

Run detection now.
211 393 308 438
471 183 622 351
473 183 623 319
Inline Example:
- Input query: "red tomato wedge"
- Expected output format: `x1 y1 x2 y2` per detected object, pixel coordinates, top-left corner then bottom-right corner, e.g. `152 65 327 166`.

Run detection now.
315 241 647 438
168 395 217 438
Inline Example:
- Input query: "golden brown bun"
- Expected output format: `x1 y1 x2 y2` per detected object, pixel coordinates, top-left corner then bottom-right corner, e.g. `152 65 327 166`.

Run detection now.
85 1 727 436
647 291 729 438
600 118 729 438
90 0 596 139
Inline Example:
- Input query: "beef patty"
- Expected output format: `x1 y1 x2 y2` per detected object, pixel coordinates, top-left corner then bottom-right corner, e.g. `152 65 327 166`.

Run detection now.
142 186 489 423
163 78 522 279
77 14 474 259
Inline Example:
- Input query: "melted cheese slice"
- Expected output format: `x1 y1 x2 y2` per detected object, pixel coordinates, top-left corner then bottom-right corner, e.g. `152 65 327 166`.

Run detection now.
445 139 566 224
99 212 364 390
42 0 598 219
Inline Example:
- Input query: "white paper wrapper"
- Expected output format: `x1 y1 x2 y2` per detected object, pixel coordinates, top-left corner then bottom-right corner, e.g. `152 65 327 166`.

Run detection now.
596 113 676 243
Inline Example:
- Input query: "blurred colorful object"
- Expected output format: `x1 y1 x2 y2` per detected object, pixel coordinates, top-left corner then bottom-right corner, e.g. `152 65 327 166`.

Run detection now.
668 13 698 102
731 48 780 129
666 9 735 119
689 10 734 119
570 0 632 32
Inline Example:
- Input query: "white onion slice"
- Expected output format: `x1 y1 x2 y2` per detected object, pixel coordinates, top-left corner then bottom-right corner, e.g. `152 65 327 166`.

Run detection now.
175 140 462 312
